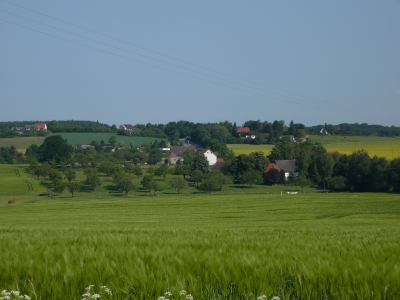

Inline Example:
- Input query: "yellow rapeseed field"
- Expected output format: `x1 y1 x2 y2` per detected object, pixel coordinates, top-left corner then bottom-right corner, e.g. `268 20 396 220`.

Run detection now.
228 135 400 159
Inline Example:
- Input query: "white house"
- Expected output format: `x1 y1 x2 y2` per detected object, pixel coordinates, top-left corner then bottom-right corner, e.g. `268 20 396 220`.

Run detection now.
201 149 218 166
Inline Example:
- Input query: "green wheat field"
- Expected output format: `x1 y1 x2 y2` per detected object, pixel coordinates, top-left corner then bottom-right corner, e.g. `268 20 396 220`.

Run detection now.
0 166 399 299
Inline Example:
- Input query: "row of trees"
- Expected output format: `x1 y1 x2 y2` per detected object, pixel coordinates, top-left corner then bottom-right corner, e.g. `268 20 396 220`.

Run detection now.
0 146 25 164
265 140 400 192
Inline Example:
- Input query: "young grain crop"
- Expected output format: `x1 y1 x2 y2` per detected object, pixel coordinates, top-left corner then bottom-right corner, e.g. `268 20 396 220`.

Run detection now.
0 193 399 299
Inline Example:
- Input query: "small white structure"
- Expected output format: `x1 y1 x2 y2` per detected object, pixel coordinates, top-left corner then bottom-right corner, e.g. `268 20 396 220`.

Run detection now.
202 149 218 166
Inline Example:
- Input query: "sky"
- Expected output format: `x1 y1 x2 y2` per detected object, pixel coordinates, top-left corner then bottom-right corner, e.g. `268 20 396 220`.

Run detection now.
1 1 399 127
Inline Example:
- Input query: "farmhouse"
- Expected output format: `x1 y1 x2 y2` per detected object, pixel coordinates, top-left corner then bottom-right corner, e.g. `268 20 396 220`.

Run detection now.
236 127 251 135
200 149 218 166
263 160 298 183
35 123 47 131
210 158 225 171
169 145 195 164
119 124 141 132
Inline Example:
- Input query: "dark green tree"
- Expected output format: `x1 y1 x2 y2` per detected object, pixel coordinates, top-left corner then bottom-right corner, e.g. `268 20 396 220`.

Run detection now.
388 157 400 192
155 164 170 181
52 179 66 196
132 165 143 179
38 135 73 163
191 169 204 187
114 175 136 196
66 181 81 197
85 169 102 192
108 135 117 147
169 178 188 194
174 164 191 179
241 170 263 188
207 171 232 190
191 152 210 174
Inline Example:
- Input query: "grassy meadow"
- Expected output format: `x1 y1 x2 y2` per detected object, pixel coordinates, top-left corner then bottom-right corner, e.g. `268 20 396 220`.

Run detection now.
1 166 400 299
0 133 165 149
227 144 274 156
0 136 45 149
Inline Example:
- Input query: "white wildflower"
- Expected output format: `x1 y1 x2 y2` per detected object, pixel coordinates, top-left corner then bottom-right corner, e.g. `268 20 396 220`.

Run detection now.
257 296 267 300
157 297 166 300
180 290 187 296
271 297 280 300
186 294 193 300
164 291 173 297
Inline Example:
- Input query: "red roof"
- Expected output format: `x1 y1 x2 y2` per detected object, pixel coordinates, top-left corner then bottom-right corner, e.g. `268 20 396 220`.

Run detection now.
236 127 250 133
263 163 281 173
35 123 47 130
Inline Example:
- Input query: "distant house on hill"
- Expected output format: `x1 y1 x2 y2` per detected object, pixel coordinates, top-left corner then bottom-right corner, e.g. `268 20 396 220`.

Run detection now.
277 135 296 142
35 123 47 131
12 123 47 134
11 127 25 135
318 128 330 135
236 127 251 135
119 124 141 133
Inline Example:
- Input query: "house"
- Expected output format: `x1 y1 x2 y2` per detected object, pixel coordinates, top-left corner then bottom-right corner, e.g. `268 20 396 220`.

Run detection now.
277 135 296 142
236 127 251 134
200 149 218 166
24 125 36 130
119 124 142 132
263 160 298 183
35 123 47 131
169 146 195 164
318 128 330 135
210 158 225 171
11 127 25 135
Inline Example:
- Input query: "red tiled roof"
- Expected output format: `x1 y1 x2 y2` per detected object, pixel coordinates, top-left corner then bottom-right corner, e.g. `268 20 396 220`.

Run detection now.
35 123 47 129
263 163 281 173
236 127 250 133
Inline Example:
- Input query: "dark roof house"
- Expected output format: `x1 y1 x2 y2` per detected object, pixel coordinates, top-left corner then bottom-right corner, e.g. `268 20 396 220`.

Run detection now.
169 146 195 164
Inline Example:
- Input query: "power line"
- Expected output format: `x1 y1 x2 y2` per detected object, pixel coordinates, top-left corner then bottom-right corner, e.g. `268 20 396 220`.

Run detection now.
1 3 398 124
2 8 390 121
3 0 397 122
3 18 396 124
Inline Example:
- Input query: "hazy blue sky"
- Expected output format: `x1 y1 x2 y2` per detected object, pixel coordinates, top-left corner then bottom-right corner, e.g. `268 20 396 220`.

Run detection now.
1 1 399 127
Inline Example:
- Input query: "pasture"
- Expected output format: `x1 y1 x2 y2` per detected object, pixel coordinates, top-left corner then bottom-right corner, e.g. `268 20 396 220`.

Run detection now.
0 133 165 149
227 144 274 155
0 136 44 149
1 167 400 299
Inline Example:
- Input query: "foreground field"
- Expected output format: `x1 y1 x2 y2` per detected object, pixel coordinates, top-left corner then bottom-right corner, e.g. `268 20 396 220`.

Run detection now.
1 188 399 299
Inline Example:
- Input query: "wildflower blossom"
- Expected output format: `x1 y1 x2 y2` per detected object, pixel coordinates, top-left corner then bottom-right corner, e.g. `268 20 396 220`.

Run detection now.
81 285 112 300
271 297 280 300
0 290 31 300
185 294 193 300
257 296 267 300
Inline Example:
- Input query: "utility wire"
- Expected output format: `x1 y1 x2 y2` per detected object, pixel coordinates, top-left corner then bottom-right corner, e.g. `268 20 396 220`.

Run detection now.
1 8 388 120
2 0 398 124
2 17 396 125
